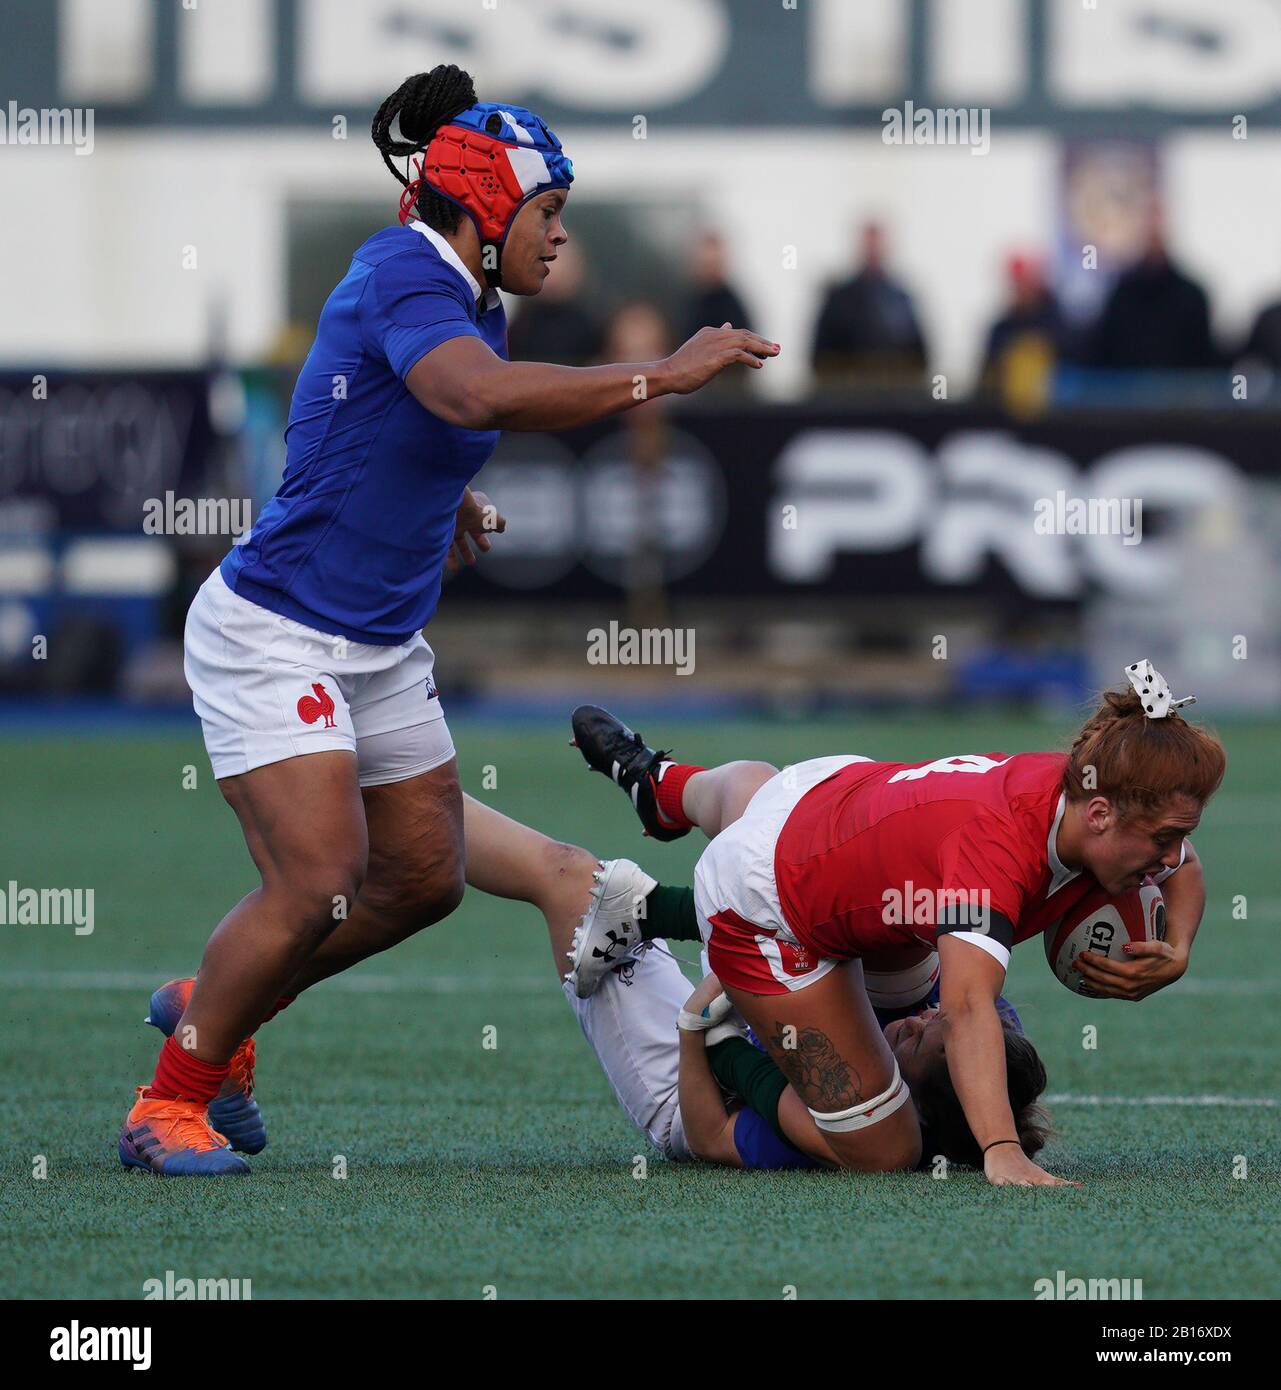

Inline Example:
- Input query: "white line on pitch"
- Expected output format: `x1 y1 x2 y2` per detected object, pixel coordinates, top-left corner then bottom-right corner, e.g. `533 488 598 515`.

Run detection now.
1 969 1278 999
1010 978 1280 996
1045 1093 1277 1108
0 969 551 995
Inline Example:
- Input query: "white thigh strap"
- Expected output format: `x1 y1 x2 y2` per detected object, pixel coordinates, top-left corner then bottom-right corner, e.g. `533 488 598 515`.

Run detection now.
809 1062 911 1134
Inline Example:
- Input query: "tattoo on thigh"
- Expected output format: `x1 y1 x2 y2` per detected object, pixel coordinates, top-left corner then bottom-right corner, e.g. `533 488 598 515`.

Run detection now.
767 1023 863 1111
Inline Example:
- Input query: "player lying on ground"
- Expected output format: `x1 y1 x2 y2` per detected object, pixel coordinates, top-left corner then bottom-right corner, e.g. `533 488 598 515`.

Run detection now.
459 803 864 1170
120 63 779 1176
552 871 1034 1170
464 796 1042 1170
672 971 1007 1170
140 794 1035 1172
568 662 1224 1186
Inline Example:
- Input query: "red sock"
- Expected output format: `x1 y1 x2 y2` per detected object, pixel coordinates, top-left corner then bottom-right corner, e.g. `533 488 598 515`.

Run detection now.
654 762 704 830
146 1034 230 1104
261 994 296 1025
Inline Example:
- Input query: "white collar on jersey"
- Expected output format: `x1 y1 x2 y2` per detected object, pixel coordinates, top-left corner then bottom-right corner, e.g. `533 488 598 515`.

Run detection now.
1045 792 1081 896
407 219 501 311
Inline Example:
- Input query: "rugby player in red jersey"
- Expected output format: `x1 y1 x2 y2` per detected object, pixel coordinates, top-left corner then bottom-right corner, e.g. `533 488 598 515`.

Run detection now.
451 800 1041 1173
569 662 1225 1186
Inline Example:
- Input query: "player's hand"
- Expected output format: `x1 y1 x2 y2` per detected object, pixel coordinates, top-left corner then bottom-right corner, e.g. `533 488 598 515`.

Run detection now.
683 971 724 1017
661 323 779 394
1073 939 1187 1002
445 488 506 573
984 1144 1081 1188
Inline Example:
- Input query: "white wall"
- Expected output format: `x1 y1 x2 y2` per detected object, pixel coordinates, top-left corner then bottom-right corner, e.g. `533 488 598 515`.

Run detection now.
5 124 1281 395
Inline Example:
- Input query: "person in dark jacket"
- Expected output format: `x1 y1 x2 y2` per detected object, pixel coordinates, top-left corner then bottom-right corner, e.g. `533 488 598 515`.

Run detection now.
1090 219 1217 370
812 222 928 387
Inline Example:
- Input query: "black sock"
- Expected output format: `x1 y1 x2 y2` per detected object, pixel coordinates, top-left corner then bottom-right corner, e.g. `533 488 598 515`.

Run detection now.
640 884 699 942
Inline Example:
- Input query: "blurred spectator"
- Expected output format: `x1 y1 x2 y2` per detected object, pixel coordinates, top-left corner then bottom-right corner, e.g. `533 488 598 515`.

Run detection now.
1088 215 1217 370
811 222 929 388
506 241 603 366
982 255 1066 373
1237 296 1281 373
602 300 674 627
980 254 1066 414
603 299 673 368
680 229 753 338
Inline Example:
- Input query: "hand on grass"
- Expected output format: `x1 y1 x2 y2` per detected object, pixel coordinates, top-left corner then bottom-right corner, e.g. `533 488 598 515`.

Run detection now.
984 1144 1081 1188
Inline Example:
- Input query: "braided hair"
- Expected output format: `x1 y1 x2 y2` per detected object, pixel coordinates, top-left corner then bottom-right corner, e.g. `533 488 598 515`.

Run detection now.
371 65 478 232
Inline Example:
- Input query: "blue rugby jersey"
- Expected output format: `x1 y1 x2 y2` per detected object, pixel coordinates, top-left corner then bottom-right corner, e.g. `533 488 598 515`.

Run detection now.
222 222 506 644
732 1106 823 1170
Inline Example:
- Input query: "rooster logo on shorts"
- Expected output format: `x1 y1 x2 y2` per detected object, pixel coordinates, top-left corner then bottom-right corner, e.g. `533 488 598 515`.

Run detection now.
297 682 336 729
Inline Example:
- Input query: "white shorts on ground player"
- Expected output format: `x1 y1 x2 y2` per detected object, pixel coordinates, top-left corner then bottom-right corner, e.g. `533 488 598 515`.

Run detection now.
562 941 694 1161
184 568 455 786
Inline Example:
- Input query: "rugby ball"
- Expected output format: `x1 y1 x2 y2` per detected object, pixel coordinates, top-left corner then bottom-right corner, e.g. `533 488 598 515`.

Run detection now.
1043 882 1166 997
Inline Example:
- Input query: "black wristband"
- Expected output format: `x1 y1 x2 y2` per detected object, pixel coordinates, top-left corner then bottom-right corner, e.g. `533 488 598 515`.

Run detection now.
982 1138 1021 1155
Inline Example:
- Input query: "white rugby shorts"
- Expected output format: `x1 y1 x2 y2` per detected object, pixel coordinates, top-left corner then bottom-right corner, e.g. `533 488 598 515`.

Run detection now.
184 568 455 786
562 941 695 1161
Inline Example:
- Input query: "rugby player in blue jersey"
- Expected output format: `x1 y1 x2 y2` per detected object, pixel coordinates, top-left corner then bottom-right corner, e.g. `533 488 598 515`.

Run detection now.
120 63 779 1176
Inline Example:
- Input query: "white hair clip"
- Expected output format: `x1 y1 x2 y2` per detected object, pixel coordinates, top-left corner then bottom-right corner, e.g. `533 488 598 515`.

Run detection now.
1125 659 1196 718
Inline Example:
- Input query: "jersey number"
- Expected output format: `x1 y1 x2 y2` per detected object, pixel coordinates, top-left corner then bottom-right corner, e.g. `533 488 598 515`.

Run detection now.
888 755 1011 784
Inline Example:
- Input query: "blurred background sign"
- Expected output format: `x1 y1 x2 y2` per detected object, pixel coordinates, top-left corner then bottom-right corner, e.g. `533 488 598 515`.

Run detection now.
3 0 1280 716
7 0 1281 128
0 372 213 533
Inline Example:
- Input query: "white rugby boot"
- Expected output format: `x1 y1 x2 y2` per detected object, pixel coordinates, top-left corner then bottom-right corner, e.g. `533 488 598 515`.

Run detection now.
564 858 659 999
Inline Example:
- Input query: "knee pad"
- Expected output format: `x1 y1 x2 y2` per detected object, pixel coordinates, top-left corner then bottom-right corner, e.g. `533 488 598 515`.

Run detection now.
808 1061 911 1134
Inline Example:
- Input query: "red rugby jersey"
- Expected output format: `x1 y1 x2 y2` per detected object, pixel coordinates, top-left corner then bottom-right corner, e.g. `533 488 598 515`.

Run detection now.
773 751 1098 959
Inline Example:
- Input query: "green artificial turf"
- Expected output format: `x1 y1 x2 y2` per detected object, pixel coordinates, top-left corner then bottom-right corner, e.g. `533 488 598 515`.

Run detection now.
2 714 1277 1299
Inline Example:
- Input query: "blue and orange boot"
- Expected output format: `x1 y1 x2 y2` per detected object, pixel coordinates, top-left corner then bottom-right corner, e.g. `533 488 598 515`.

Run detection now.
119 1088 250 1176
145 978 267 1154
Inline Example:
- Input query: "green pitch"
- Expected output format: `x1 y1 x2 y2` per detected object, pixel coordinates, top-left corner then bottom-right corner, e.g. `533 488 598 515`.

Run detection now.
2 713 1278 1300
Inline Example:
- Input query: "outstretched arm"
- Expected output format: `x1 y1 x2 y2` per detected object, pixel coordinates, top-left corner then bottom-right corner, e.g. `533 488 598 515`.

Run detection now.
407 325 779 432
938 932 1077 1188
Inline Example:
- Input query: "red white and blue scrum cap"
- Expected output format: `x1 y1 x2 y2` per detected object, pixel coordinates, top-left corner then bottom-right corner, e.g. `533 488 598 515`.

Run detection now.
399 101 574 285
